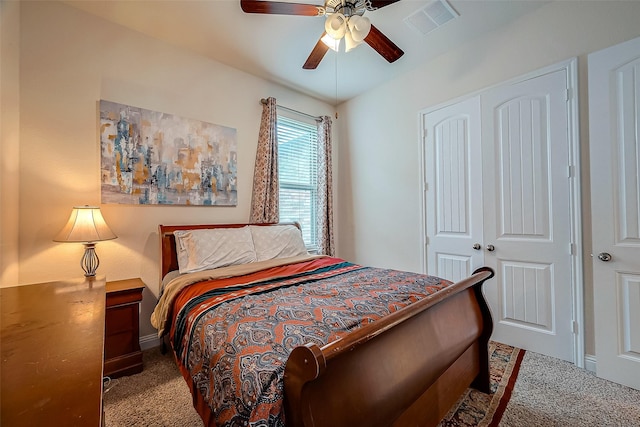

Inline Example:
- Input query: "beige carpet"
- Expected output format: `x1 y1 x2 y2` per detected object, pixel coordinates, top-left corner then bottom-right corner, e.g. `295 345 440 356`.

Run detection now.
103 349 202 427
104 345 640 426
501 352 640 426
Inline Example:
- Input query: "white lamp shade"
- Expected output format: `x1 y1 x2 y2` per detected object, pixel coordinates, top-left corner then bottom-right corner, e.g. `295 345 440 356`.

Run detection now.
348 15 371 42
325 13 347 39
54 206 117 243
321 33 341 52
344 31 362 52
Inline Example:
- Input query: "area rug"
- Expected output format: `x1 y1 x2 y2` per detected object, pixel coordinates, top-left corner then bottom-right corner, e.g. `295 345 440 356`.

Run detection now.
438 341 526 427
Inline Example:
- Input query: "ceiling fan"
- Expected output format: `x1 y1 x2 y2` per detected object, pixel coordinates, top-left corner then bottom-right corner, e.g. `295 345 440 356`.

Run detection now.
240 0 404 69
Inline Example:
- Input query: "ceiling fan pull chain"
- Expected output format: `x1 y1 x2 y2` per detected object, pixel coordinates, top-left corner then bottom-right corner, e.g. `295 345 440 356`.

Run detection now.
335 50 339 119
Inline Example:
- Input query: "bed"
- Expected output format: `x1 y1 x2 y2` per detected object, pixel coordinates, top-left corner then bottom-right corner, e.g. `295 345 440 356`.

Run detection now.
151 222 494 427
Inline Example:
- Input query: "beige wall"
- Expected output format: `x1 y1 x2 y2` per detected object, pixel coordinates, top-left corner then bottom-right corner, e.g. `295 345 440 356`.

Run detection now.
9 1 334 338
335 1 640 356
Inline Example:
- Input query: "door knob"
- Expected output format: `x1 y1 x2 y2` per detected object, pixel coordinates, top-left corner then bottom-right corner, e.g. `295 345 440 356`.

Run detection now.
472 243 481 250
486 244 495 252
597 252 612 262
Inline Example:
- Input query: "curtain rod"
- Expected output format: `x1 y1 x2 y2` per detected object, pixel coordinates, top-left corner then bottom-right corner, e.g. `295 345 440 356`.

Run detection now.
260 98 321 121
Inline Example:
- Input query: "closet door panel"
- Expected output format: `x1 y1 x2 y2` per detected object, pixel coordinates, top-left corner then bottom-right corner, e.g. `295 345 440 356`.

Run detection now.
495 96 550 240
481 69 573 362
423 96 483 281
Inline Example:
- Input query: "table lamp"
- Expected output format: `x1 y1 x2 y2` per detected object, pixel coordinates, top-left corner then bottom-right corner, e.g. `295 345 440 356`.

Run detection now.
54 205 117 277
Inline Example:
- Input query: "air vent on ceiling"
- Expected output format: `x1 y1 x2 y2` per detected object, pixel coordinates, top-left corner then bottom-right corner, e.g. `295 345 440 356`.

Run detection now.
404 0 459 36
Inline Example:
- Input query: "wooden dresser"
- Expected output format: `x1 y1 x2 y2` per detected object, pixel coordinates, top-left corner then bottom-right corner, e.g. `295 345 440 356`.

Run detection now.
0 277 106 427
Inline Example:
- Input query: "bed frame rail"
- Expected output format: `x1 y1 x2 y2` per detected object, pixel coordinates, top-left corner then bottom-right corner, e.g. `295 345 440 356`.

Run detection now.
284 267 494 427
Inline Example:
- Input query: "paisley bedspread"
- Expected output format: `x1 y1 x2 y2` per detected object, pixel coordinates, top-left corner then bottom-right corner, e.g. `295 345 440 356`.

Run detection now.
167 256 452 427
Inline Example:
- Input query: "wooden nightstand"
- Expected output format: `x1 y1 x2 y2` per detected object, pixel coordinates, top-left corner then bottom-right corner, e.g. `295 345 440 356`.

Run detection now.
104 278 145 378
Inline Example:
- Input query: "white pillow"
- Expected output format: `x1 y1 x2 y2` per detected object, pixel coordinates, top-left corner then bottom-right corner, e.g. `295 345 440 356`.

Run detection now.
174 226 257 274
250 224 308 262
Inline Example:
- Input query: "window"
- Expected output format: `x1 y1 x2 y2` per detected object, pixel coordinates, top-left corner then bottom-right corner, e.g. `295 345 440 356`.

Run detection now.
277 115 318 251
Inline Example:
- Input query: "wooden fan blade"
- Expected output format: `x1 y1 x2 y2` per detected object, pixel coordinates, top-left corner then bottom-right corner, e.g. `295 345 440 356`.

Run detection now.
303 34 330 69
364 24 404 63
240 0 324 16
365 0 402 11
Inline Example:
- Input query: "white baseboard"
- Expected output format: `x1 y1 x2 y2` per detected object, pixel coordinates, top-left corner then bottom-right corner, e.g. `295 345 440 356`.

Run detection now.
140 333 161 351
584 354 596 373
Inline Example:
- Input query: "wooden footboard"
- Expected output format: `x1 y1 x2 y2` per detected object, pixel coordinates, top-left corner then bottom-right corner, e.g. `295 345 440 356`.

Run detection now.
283 267 494 427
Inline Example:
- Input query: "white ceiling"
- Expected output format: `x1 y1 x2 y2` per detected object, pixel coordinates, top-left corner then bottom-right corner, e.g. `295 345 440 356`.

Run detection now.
63 0 548 104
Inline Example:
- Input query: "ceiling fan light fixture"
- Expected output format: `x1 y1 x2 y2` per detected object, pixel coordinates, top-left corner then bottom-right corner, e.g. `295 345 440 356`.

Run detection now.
348 15 371 42
321 33 341 52
344 30 362 52
325 12 347 39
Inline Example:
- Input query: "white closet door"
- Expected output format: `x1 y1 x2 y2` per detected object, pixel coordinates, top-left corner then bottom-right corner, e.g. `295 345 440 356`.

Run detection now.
481 69 574 362
423 96 484 282
589 36 640 390
423 67 576 363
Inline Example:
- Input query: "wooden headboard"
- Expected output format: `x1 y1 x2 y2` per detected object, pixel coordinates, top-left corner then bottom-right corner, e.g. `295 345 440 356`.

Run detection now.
158 222 301 280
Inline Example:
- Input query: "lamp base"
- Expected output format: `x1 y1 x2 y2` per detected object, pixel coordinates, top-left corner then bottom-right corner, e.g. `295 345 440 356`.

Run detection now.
81 243 99 277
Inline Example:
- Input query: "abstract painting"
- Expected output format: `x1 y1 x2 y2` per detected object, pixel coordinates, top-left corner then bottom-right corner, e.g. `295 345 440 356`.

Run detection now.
99 100 237 206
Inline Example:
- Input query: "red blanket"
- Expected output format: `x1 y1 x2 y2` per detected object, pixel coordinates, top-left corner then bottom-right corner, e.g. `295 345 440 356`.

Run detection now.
168 257 451 427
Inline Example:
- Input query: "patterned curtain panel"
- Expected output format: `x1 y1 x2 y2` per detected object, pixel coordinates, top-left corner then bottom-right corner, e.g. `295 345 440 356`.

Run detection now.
317 116 335 256
250 97 279 224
